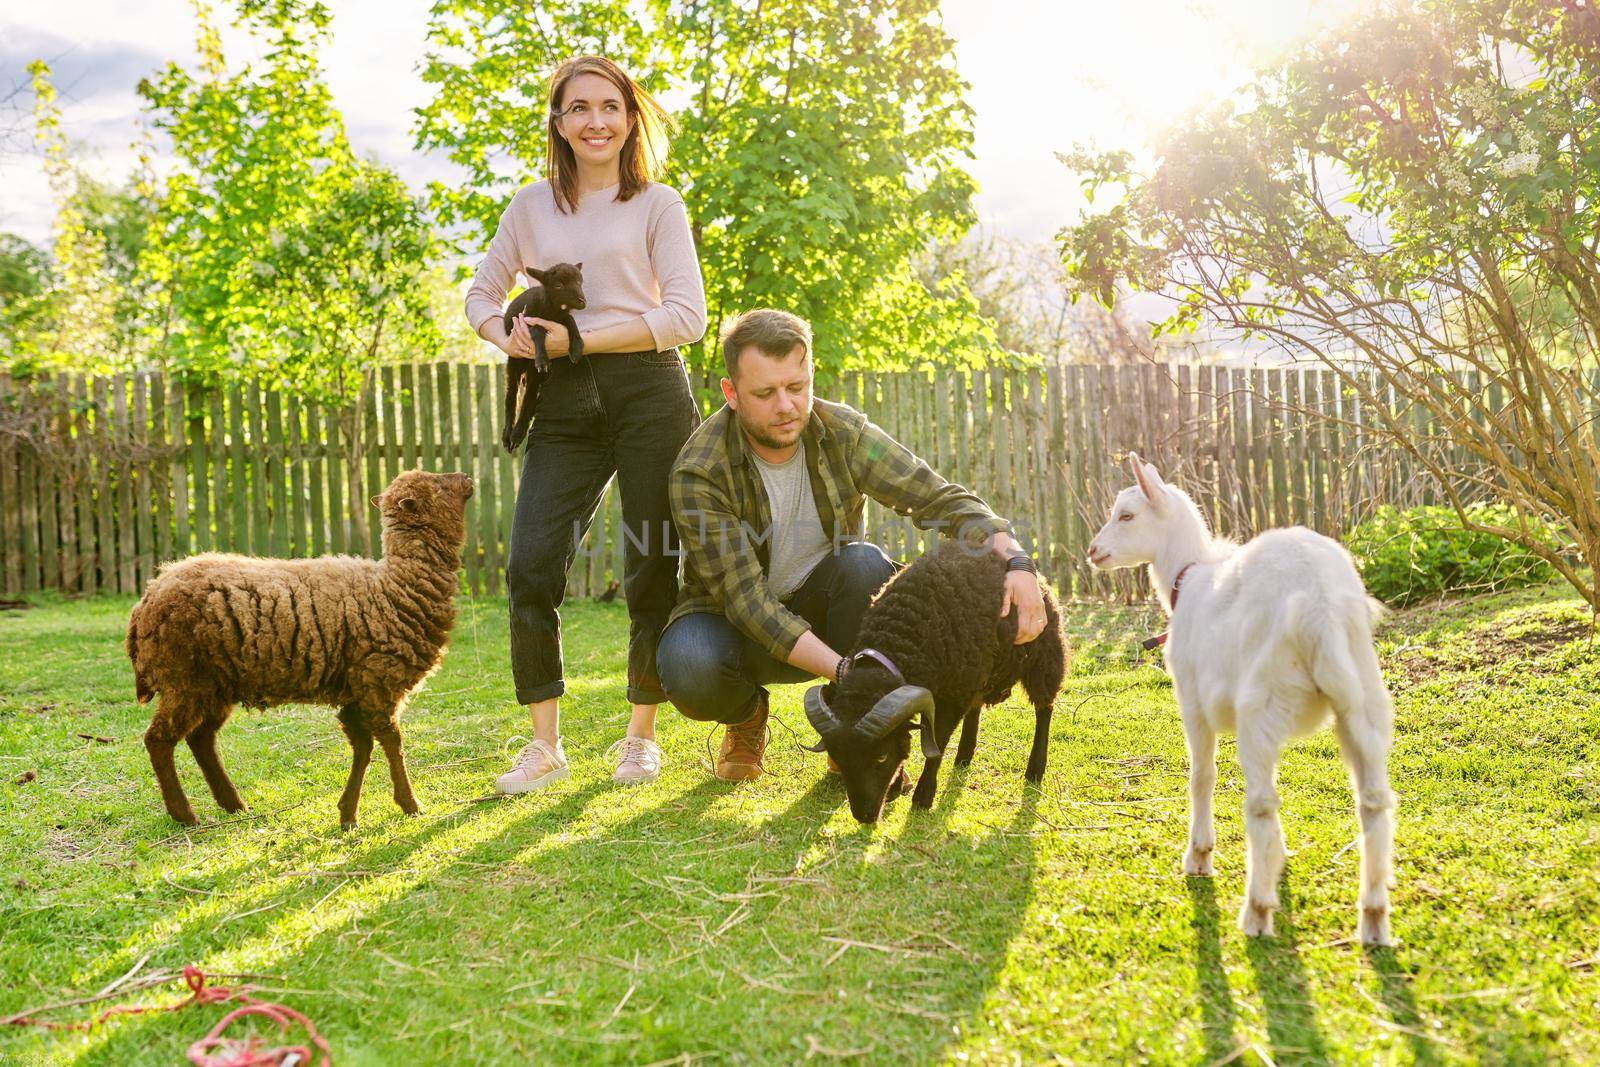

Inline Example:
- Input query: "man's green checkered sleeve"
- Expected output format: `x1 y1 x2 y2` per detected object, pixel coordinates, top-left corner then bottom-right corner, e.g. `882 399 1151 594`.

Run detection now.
669 462 811 660
851 418 1011 545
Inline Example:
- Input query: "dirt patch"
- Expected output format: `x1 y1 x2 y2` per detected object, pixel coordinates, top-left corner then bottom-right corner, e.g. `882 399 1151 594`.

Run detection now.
1385 607 1598 686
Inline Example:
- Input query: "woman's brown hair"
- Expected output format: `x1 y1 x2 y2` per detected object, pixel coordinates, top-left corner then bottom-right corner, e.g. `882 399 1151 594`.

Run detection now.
545 56 674 214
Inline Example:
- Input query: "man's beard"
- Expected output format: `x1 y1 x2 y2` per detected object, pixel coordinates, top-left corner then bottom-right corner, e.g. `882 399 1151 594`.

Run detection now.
737 406 809 451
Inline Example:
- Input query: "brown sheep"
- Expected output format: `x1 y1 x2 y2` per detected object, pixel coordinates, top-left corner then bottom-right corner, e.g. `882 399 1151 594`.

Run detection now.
126 470 474 829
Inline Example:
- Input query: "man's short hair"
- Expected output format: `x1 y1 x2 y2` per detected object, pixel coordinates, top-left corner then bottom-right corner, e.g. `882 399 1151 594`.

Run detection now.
720 308 812 379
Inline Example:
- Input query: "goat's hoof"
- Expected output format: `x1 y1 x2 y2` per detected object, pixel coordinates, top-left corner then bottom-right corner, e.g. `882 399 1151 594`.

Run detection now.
1182 846 1214 877
340 819 358 832
166 805 199 826
1238 900 1276 938
1359 907 1392 947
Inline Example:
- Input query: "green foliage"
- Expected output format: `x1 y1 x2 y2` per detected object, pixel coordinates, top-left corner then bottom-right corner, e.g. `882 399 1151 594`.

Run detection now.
414 0 1000 375
1347 504 1560 607
0 231 54 315
136 0 440 401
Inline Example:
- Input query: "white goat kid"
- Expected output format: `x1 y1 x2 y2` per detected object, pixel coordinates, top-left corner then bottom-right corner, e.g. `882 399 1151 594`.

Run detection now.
1088 453 1396 945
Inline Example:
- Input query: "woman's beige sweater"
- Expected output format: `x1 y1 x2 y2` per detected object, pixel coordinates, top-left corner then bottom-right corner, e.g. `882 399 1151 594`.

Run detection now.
464 179 707 353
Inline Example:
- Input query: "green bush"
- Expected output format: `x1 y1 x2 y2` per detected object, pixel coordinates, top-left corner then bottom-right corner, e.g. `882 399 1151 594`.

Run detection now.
1346 504 1562 607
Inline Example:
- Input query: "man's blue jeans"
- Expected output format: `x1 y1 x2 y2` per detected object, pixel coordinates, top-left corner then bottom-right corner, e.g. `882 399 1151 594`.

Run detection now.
656 542 898 725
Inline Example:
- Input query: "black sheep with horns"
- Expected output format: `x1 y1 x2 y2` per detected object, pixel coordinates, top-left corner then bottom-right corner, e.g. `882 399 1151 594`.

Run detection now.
805 539 1070 823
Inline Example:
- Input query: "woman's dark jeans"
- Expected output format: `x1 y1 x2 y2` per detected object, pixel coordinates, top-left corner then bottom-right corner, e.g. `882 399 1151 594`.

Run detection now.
656 542 898 725
506 349 701 705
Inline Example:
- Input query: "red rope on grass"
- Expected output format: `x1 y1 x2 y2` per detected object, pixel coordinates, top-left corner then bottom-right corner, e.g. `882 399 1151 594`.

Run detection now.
4 965 331 1066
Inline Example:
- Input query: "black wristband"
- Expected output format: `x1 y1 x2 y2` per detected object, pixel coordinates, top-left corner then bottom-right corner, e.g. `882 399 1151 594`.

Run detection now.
834 657 849 686
1005 554 1037 575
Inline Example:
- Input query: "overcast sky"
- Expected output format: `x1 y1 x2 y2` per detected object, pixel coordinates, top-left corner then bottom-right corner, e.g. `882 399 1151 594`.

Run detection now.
0 0 1369 253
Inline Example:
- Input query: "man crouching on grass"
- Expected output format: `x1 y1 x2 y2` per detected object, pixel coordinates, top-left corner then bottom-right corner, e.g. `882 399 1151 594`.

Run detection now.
656 308 1047 781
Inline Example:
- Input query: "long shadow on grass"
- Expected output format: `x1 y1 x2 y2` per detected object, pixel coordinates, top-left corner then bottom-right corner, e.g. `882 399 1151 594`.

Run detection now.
202 761 1042 1065
63 779 614 1065
1186 876 1240 1065
193 775 748 1064
1365 944 1441 1067
1243 871 1330 1066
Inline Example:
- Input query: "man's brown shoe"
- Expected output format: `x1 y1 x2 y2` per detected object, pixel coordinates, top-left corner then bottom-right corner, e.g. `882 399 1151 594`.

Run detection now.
716 692 769 782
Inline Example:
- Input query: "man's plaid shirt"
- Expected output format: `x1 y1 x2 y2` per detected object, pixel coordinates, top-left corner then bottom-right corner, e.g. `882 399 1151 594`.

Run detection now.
667 397 1011 660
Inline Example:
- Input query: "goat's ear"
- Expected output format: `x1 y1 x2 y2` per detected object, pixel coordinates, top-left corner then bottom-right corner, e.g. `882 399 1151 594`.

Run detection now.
574 261 583 272
1129 452 1168 505
524 266 546 284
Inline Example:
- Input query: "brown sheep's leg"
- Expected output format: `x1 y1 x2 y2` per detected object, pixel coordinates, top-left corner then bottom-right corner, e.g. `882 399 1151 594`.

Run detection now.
186 710 246 814
953 708 982 767
372 719 420 817
336 705 374 830
145 697 199 825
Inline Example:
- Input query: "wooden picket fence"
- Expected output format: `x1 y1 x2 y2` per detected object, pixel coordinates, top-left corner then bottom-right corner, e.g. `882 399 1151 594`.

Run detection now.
0 360 1475 602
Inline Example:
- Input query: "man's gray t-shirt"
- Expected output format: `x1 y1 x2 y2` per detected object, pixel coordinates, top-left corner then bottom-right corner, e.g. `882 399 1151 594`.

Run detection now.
750 441 832 600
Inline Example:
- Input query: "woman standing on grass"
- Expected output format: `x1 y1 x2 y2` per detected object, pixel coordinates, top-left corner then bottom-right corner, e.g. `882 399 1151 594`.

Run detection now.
465 55 706 791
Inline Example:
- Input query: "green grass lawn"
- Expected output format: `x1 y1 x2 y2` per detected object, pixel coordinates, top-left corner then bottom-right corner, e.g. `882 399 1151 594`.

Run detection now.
1 581 1597 1064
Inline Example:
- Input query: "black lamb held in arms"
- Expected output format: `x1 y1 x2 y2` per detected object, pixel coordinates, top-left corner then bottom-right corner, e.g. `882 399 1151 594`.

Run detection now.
500 262 586 453
805 540 1069 824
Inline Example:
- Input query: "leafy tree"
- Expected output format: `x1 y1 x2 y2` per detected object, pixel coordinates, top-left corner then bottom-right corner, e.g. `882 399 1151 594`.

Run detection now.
0 233 55 331
137 0 439 402
1058 0 1600 608
5 60 124 376
415 0 1000 374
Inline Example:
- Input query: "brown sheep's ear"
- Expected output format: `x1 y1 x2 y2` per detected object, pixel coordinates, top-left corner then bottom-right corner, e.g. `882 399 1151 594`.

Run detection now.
398 496 420 513
370 494 383 509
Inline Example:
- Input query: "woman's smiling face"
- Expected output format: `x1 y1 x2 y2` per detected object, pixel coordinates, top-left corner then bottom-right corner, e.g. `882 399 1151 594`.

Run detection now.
557 72 633 170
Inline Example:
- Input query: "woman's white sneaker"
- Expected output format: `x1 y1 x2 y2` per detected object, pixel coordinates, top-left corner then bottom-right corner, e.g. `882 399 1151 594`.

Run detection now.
607 735 662 785
495 738 569 794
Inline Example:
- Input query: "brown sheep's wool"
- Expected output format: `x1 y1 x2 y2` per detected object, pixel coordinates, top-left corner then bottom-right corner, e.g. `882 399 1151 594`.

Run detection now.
126 470 474 828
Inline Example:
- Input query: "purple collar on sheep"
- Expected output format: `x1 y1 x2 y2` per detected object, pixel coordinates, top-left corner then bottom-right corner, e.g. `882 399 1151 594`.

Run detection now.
851 647 904 684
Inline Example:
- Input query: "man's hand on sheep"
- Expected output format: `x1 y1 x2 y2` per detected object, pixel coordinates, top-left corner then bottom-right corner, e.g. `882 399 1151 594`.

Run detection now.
988 530 1046 644
1000 570 1047 644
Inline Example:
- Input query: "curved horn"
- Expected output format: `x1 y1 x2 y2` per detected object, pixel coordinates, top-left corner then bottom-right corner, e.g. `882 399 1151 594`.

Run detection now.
803 685 842 749
854 684 933 741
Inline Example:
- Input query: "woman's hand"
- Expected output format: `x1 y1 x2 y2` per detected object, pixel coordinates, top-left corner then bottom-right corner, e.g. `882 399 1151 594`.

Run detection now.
498 315 535 360
522 316 570 357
